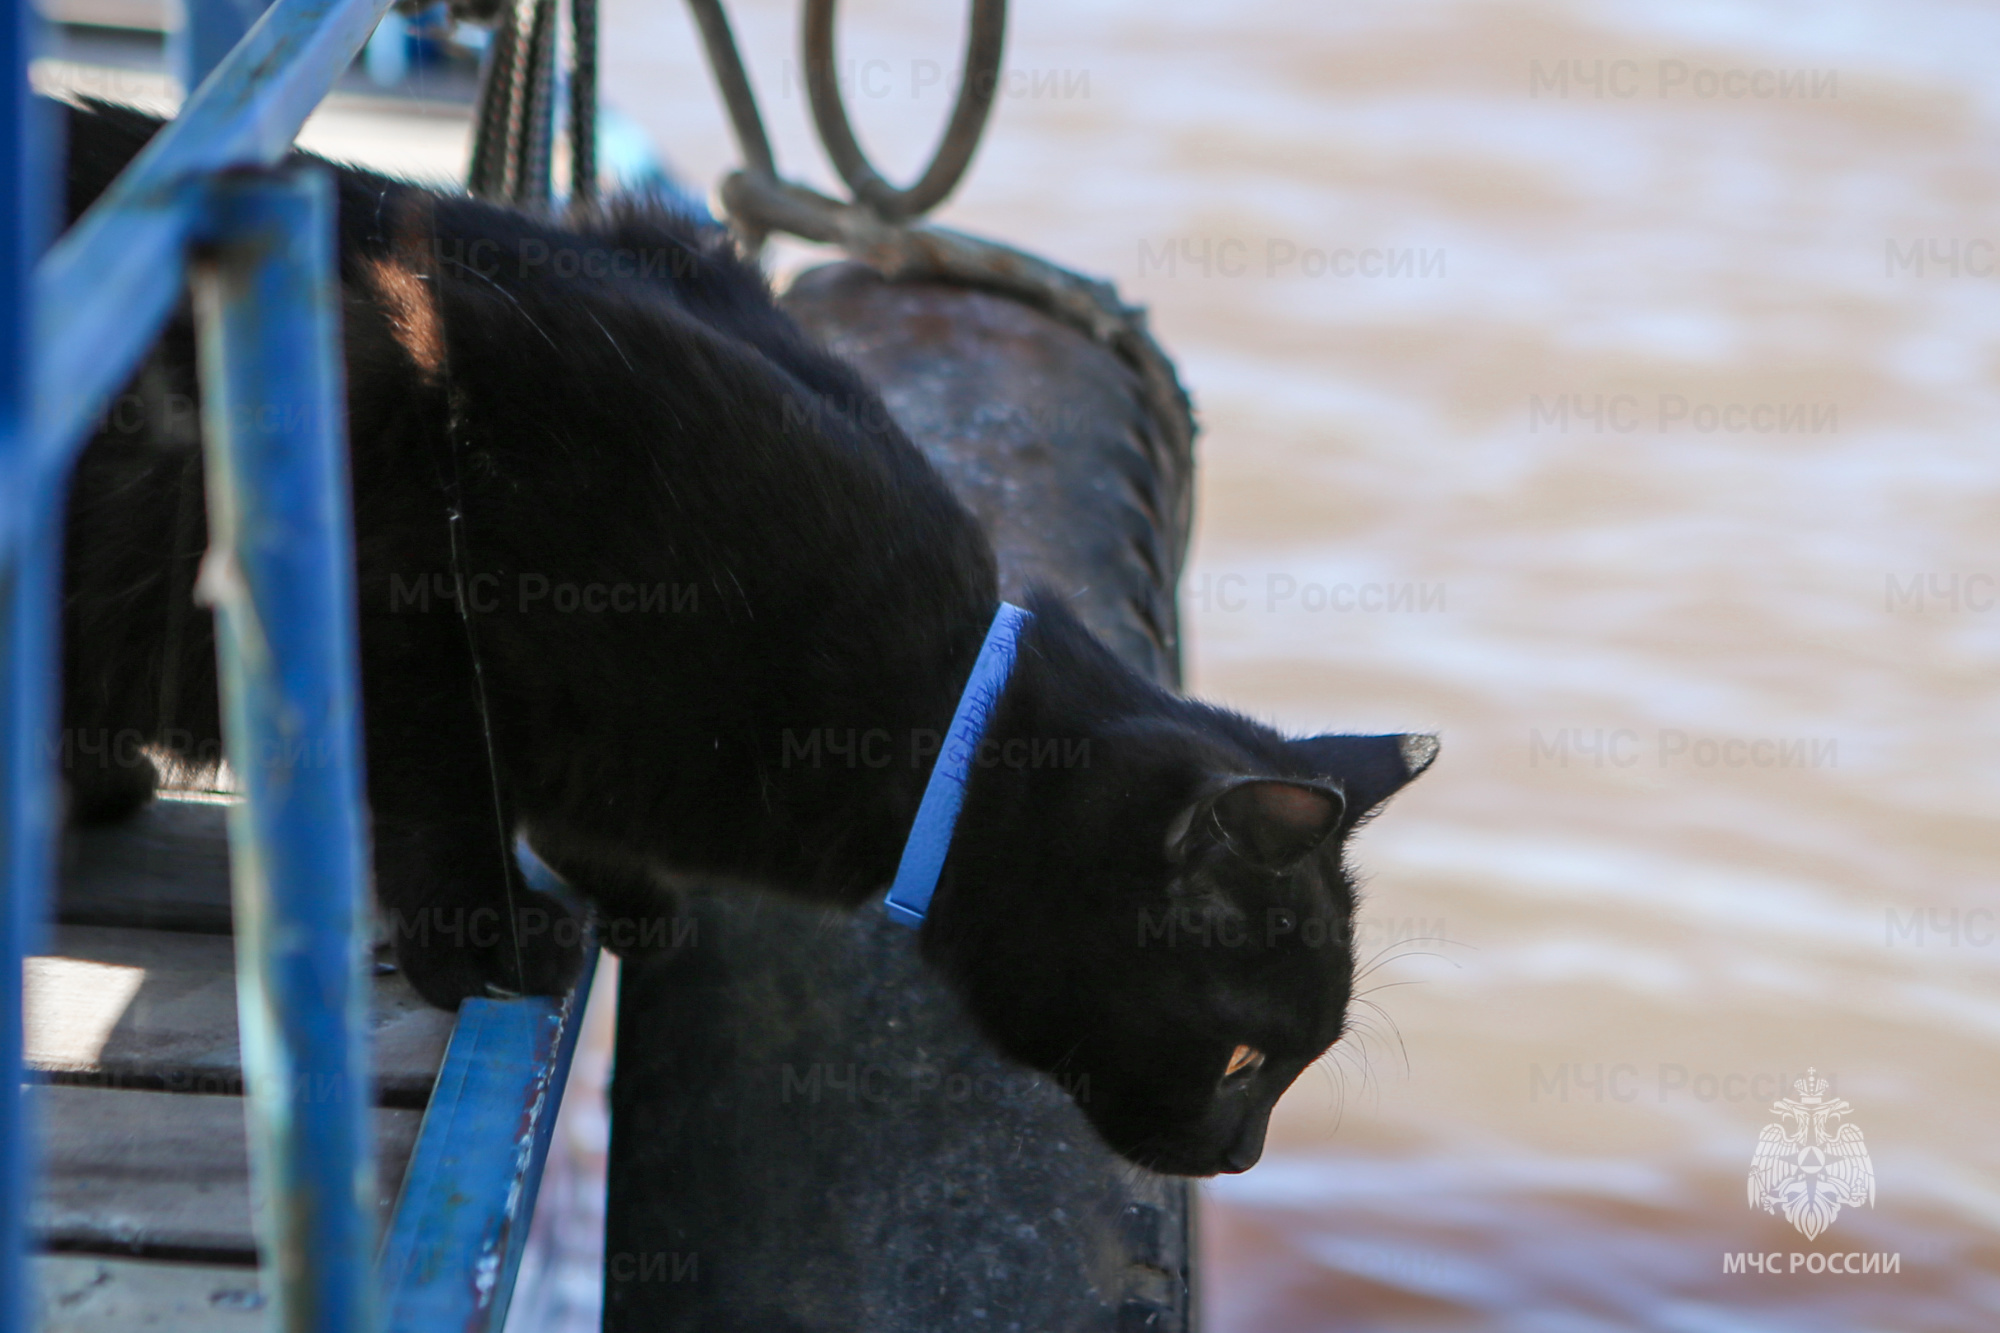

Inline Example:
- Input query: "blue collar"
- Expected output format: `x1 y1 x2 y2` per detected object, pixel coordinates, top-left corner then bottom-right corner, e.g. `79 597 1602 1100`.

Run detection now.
884 602 1033 928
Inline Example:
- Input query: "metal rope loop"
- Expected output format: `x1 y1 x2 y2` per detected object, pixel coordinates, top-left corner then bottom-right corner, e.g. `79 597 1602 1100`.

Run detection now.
686 0 777 178
802 0 1006 222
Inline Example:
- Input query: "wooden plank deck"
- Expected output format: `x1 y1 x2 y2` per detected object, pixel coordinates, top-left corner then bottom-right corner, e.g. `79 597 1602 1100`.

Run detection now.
24 794 458 1321
27 924 453 1105
35 1086 422 1260
56 798 233 934
34 1255 267 1332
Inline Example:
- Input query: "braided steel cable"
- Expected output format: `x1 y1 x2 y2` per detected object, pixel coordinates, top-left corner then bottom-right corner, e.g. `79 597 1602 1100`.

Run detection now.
467 0 591 206
514 0 559 204
466 0 525 198
568 0 597 199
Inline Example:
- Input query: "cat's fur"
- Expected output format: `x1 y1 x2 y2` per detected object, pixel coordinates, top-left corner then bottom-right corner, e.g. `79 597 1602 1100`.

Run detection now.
57 100 1434 1176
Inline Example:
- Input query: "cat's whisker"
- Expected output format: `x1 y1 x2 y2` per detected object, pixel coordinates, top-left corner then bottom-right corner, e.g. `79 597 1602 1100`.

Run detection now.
1353 977 1430 999
1318 994 1412 1111
1357 929 1471 956
1349 996 1412 1077
1349 935 1444 976
1317 1024 1372 1115
1311 1031 1362 1123
1312 1054 1349 1133
1351 954 1454 987
1332 1035 1378 1115
1351 937 1468 984
1340 1024 1386 1102
1342 1002 1400 1064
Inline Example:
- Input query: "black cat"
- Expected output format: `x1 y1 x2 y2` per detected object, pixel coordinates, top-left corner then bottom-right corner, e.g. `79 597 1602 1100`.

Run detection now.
57 100 1435 1176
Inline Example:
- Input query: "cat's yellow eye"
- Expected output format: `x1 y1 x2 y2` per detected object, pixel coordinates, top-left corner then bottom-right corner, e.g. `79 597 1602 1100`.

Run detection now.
1225 1045 1265 1079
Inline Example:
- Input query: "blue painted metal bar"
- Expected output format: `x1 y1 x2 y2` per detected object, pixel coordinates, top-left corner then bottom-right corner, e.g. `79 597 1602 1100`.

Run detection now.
1 2 52 1332
10 0 601 1324
178 0 279 93
191 163 377 1333
379 949 602 1333
24 0 392 534
0 504 61 1333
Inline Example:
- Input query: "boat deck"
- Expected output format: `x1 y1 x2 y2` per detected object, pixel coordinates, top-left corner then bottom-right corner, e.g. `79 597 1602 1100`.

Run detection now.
25 795 568 1330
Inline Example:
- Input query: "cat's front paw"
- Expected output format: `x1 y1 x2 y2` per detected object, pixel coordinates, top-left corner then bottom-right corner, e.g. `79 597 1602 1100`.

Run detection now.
388 889 589 1010
64 753 159 825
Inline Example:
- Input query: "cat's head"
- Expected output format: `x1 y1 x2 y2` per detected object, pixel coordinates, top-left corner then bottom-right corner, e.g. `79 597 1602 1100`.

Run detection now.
924 598 1435 1176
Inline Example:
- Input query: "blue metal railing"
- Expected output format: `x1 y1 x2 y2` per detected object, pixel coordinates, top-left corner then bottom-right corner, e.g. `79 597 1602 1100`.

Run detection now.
1 11 51 1333
195 164 380 1333
31 0 392 481
2 1 594 1330
179 0 277 90
7 1 393 1329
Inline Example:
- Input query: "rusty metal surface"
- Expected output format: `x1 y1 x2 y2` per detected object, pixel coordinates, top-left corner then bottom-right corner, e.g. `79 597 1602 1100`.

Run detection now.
784 263 1191 687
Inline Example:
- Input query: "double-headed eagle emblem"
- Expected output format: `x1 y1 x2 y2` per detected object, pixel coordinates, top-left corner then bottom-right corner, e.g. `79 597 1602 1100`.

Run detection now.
1747 1068 1875 1240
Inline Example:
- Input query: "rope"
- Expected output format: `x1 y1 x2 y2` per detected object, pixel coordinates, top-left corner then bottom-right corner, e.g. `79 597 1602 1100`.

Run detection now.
684 0 774 178
467 0 1192 667
468 0 1185 450
568 0 598 201
516 0 561 205
800 0 1006 222
687 0 1195 535
465 0 521 198
467 0 598 207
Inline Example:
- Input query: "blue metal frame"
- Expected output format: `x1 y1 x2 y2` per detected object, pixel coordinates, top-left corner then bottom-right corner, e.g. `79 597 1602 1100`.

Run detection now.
378 851 600 1331
30 0 394 496
3 0 597 1329
379 951 600 1332
178 0 278 92
194 164 378 1333
1 9 52 1333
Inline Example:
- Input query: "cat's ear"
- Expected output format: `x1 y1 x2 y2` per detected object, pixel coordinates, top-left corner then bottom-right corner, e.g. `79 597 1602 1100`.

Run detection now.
1214 780 1348 868
1172 779 1347 871
1285 733 1439 823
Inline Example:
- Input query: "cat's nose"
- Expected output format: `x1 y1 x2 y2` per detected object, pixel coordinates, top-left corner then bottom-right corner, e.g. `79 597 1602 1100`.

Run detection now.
1221 1119 1268 1173
1221 1140 1263 1173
